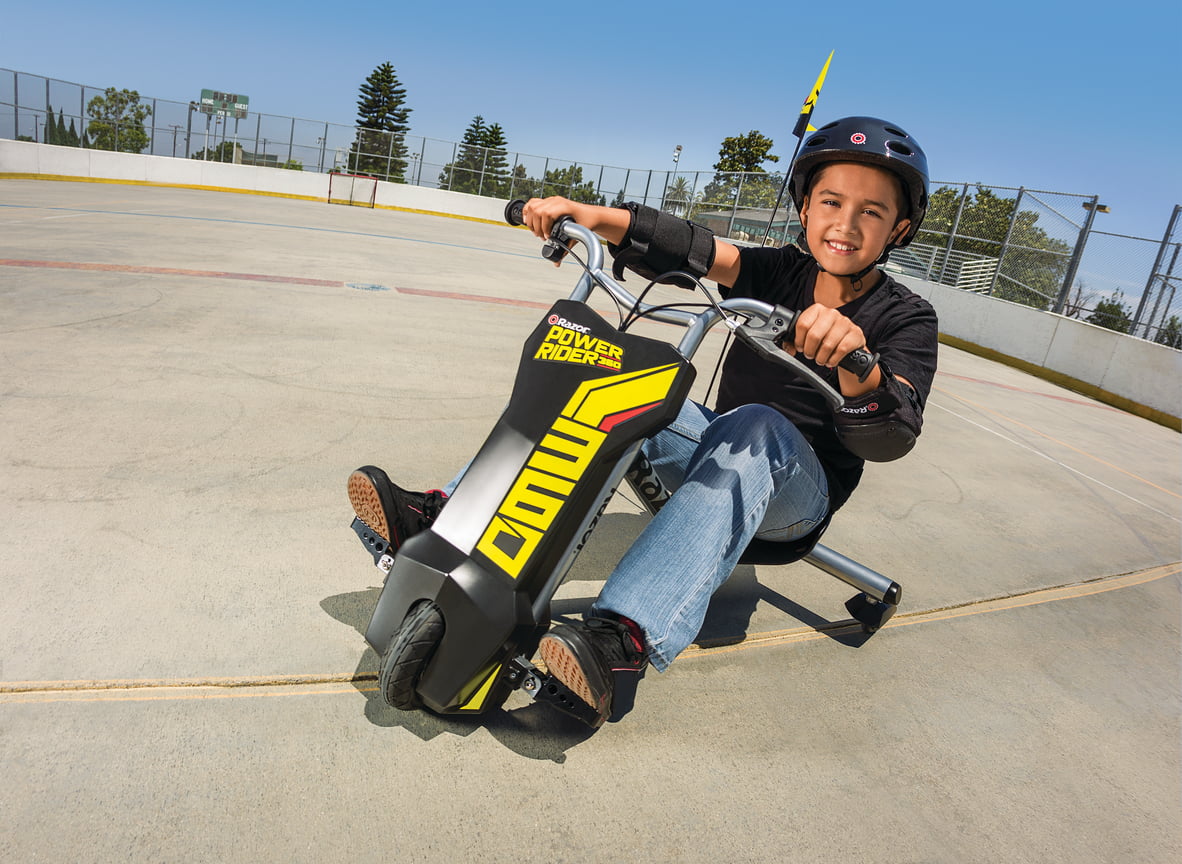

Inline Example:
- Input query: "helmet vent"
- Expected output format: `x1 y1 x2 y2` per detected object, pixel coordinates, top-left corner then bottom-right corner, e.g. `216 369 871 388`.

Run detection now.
886 140 914 156
805 136 828 147
819 120 839 131
884 126 907 137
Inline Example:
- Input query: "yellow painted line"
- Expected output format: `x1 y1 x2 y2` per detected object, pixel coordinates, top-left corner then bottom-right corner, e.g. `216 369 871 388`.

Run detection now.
3 564 1176 705
683 562 1180 660
0 685 378 706
0 173 512 226
0 672 367 694
934 385 1180 500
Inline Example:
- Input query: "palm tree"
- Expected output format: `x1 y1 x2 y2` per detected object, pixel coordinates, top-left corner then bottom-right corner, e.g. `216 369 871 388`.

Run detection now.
663 175 694 217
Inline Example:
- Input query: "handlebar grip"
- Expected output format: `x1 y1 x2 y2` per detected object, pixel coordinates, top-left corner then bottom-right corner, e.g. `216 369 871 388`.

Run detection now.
505 199 526 226
838 347 880 383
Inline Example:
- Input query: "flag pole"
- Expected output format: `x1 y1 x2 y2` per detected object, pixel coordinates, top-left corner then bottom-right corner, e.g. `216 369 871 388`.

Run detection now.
761 51 833 247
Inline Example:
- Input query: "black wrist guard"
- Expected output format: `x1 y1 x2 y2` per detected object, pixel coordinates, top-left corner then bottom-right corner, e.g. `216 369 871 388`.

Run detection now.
607 202 716 290
833 368 923 462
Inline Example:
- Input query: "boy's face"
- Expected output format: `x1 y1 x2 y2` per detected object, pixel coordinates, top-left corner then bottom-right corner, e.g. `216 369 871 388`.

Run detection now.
800 162 911 277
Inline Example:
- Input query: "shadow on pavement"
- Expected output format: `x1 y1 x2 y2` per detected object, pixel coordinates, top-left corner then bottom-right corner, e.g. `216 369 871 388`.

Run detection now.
321 589 595 762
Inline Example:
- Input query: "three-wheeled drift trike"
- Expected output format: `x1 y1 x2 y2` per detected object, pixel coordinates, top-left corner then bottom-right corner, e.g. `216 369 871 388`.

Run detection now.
349 202 902 725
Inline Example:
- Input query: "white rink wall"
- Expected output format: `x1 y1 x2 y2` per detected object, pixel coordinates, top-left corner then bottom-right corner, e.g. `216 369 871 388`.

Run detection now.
2 138 1178 424
898 275 1181 423
0 138 507 222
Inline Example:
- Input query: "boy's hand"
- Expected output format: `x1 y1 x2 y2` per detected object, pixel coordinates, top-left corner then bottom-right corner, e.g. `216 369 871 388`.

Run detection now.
793 303 866 368
792 304 883 396
521 196 583 241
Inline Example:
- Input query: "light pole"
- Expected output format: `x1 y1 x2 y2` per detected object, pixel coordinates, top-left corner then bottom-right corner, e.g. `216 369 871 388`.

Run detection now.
1055 197 1109 314
185 102 196 158
666 144 682 213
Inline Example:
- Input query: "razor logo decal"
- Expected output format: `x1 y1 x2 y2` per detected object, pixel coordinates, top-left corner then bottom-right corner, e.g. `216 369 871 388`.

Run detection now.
475 363 681 579
534 322 624 371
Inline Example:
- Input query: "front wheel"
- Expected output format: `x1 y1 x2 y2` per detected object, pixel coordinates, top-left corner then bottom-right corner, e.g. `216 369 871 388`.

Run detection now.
379 601 445 710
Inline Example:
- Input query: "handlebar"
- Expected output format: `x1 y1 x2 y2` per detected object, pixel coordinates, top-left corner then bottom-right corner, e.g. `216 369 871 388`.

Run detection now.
504 200 880 409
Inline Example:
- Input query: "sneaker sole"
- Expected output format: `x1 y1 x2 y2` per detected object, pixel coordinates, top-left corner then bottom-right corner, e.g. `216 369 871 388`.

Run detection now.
538 634 609 726
348 470 393 544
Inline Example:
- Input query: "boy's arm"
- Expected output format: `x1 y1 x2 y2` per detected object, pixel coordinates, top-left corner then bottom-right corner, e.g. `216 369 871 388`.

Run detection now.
521 196 743 287
707 240 741 287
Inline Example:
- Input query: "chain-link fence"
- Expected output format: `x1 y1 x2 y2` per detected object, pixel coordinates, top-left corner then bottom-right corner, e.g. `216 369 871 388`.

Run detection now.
1125 206 1182 347
3 67 1179 350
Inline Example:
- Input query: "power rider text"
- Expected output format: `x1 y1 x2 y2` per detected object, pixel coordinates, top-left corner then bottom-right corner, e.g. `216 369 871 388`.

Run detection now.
534 315 624 371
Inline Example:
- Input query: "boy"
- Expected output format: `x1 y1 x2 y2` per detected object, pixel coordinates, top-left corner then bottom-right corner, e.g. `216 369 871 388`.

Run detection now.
350 117 938 727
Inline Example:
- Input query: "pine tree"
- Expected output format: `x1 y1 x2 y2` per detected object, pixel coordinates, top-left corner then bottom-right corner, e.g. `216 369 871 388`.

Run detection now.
45 104 58 144
347 62 412 182
56 109 67 146
440 117 513 197
67 117 80 147
481 122 510 198
441 116 493 194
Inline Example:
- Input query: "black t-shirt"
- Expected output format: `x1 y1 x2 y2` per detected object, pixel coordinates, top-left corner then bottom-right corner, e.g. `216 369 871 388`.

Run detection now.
716 244 938 511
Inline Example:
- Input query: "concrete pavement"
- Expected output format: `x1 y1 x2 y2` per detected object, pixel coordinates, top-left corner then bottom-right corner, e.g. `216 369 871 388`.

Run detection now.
1 180 1178 863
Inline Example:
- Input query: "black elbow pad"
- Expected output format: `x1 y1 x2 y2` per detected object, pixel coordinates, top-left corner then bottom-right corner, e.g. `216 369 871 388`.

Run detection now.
834 377 923 463
608 202 716 289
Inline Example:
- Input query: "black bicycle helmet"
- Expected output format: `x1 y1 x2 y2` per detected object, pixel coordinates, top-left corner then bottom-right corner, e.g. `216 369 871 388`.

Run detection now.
789 116 929 249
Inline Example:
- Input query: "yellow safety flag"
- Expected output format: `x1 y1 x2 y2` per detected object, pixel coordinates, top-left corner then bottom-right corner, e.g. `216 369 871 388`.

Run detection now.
792 51 834 139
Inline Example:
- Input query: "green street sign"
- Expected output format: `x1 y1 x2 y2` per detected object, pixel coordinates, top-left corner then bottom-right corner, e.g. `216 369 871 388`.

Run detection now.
199 89 249 119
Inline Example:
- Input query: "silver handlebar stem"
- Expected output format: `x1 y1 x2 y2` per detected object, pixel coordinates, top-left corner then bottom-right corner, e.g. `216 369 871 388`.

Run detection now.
556 222 780 361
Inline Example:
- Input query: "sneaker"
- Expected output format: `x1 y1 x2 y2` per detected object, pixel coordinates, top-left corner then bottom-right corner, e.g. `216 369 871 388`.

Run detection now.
347 465 446 551
538 616 648 727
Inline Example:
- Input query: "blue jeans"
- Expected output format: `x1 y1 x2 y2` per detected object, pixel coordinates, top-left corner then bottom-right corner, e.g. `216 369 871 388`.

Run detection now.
443 400 829 671
592 401 829 671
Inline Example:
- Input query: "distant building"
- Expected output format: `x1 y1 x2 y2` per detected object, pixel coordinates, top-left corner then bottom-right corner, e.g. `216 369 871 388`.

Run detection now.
693 206 802 247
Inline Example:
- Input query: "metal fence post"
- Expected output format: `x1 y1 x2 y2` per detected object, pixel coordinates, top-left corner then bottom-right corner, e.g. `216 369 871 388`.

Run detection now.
13 71 18 138
1054 195 1099 314
287 117 294 163
987 186 1024 296
1142 242 1179 340
938 183 970 284
1132 204 1180 336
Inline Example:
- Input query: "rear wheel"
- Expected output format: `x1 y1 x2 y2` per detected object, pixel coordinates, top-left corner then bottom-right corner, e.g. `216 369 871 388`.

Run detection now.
379 601 444 710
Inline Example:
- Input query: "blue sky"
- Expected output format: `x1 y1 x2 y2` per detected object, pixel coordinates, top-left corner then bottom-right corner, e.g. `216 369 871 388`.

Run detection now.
2 0 1179 241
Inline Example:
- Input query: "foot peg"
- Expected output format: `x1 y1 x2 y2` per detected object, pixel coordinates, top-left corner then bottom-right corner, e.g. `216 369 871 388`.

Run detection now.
351 517 395 575
508 656 602 727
